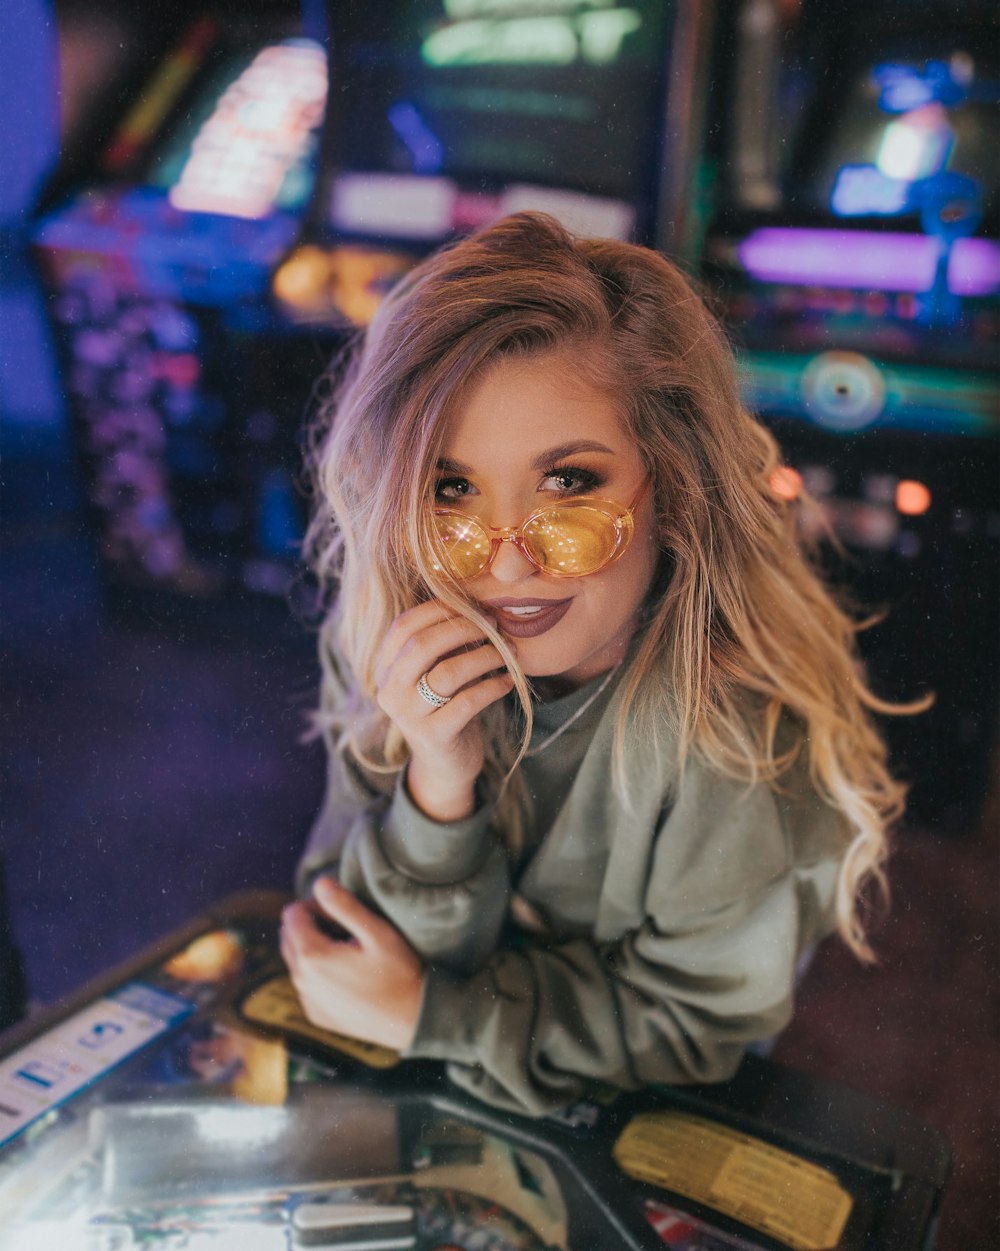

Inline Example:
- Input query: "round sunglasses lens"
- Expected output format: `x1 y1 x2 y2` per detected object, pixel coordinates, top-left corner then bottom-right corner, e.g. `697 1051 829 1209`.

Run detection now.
433 513 491 578
523 506 619 575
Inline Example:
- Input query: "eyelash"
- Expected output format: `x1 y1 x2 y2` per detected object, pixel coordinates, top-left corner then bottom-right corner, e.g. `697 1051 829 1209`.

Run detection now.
434 464 604 502
434 476 473 501
541 464 603 495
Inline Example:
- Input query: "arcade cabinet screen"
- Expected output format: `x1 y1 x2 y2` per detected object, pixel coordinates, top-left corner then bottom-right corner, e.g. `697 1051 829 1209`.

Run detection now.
748 35 1000 302
705 11 1000 418
148 38 327 219
96 16 327 220
728 21 1000 310
327 0 673 241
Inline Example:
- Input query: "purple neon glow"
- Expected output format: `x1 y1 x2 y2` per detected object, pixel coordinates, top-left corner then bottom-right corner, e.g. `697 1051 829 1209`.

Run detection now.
737 228 1000 296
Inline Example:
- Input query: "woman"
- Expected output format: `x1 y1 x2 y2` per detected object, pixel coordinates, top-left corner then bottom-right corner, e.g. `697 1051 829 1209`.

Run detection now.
281 212 906 1117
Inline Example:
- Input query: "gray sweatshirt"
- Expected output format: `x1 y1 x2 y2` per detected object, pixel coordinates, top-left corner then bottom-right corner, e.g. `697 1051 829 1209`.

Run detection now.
297 655 847 1117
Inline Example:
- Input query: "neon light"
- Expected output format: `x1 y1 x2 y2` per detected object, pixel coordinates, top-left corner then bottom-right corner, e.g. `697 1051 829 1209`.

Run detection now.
423 17 577 65
500 184 635 239
444 0 604 14
422 8 641 67
388 102 444 173
831 166 910 217
737 229 1000 296
873 60 967 114
770 466 803 502
896 481 932 516
875 106 952 181
103 18 218 172
578 8 642 63
331 173 456 240
743 350 999 436
950 238 1000 296
878 121 928 180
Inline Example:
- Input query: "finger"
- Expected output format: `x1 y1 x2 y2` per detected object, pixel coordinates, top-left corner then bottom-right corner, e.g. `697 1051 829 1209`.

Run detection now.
421 671 515 733
312 877 392 951
388 617 498 694
425 640 508 700
379 615 491 691
376 601 459 672
279 917 298 974
281 899 329 959
295 986 333 1030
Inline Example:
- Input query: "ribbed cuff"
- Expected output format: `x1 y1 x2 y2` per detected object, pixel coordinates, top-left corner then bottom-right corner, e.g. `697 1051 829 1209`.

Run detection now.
379 773 494 885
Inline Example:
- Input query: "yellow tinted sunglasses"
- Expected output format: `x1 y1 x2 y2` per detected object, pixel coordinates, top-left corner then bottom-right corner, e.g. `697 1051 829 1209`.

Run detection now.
431 479 650 580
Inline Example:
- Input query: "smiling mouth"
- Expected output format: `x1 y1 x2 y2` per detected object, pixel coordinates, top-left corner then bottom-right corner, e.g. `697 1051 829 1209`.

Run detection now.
485 598 573 639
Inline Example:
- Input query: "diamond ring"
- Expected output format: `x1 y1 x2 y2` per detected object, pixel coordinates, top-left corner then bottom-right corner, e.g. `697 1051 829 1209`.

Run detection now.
416 673 452 709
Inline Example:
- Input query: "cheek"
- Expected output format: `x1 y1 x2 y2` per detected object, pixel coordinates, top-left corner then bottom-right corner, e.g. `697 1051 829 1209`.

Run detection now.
613 528 659 605
581 554 654 628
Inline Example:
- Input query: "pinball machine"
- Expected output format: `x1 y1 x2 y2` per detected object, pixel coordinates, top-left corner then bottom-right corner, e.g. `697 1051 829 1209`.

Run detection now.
0 893 950 1251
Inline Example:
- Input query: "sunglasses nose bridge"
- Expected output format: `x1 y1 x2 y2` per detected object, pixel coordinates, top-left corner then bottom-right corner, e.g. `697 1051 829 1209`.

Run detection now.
485 523 542 578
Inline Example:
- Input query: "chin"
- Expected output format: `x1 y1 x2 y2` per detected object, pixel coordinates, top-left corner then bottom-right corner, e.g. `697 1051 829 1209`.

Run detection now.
510 636 598 686
505 637 571 678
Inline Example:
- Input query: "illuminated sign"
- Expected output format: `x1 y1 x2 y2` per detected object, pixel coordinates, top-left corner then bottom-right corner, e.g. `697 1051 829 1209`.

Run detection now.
169 39 327 220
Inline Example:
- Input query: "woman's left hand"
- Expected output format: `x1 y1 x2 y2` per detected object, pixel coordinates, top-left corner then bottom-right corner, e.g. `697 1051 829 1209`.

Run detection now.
280 878 425 1052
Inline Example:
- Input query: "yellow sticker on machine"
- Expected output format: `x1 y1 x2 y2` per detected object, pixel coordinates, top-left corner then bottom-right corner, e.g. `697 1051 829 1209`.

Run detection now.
613 1111 853 1251
241 976 401 1070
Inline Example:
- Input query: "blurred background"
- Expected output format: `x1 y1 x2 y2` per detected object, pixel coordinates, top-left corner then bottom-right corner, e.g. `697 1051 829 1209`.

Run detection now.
0 0 996 1245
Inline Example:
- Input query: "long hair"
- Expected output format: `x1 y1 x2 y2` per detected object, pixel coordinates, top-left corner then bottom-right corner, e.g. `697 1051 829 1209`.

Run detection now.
305 211 913 960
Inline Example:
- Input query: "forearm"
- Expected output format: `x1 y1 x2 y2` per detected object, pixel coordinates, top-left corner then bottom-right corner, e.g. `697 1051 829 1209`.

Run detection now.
331 775 511 975
406 889 800 1117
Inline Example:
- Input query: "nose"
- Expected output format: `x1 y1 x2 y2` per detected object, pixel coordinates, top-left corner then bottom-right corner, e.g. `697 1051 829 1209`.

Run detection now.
489 535 538 583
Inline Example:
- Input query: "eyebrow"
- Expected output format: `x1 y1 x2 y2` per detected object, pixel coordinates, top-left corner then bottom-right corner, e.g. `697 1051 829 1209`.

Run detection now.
437 440 616 476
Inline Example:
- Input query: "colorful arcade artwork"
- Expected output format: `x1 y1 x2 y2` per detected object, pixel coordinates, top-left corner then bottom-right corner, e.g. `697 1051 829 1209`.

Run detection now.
33 8 330 603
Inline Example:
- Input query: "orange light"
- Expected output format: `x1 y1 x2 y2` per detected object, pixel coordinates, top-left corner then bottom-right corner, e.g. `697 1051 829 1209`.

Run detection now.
770 466 803 501
895 480 932 515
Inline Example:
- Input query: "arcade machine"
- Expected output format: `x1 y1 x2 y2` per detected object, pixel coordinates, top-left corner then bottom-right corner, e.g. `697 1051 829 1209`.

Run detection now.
34 0 717 615
33 1 332 608
0 893 950 1250
270 0 715 329
700 0 1000 828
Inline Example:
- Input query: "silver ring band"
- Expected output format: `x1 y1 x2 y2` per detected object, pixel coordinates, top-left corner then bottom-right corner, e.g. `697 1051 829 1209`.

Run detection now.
417 673 452 709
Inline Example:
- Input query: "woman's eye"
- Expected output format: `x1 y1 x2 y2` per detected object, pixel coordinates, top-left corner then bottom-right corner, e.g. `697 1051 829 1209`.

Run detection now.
435 476 475 501
542 466 602 495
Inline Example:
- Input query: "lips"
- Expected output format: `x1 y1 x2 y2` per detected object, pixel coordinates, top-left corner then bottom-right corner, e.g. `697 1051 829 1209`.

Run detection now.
483 596 573 639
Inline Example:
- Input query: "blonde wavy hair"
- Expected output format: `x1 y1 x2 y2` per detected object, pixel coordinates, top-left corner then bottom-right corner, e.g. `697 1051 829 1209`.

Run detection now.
306 211 913 961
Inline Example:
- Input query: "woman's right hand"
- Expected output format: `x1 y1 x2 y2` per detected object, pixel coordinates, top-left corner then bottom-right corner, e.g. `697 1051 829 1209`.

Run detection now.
374 601 513 822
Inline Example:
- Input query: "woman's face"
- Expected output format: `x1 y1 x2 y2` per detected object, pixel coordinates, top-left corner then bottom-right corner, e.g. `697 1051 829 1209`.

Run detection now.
436 351 659 691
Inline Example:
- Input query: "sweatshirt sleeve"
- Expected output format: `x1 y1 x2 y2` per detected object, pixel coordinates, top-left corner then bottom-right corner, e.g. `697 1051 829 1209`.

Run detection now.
295 634 512 974
296 737 511 976
404 761 843 1117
